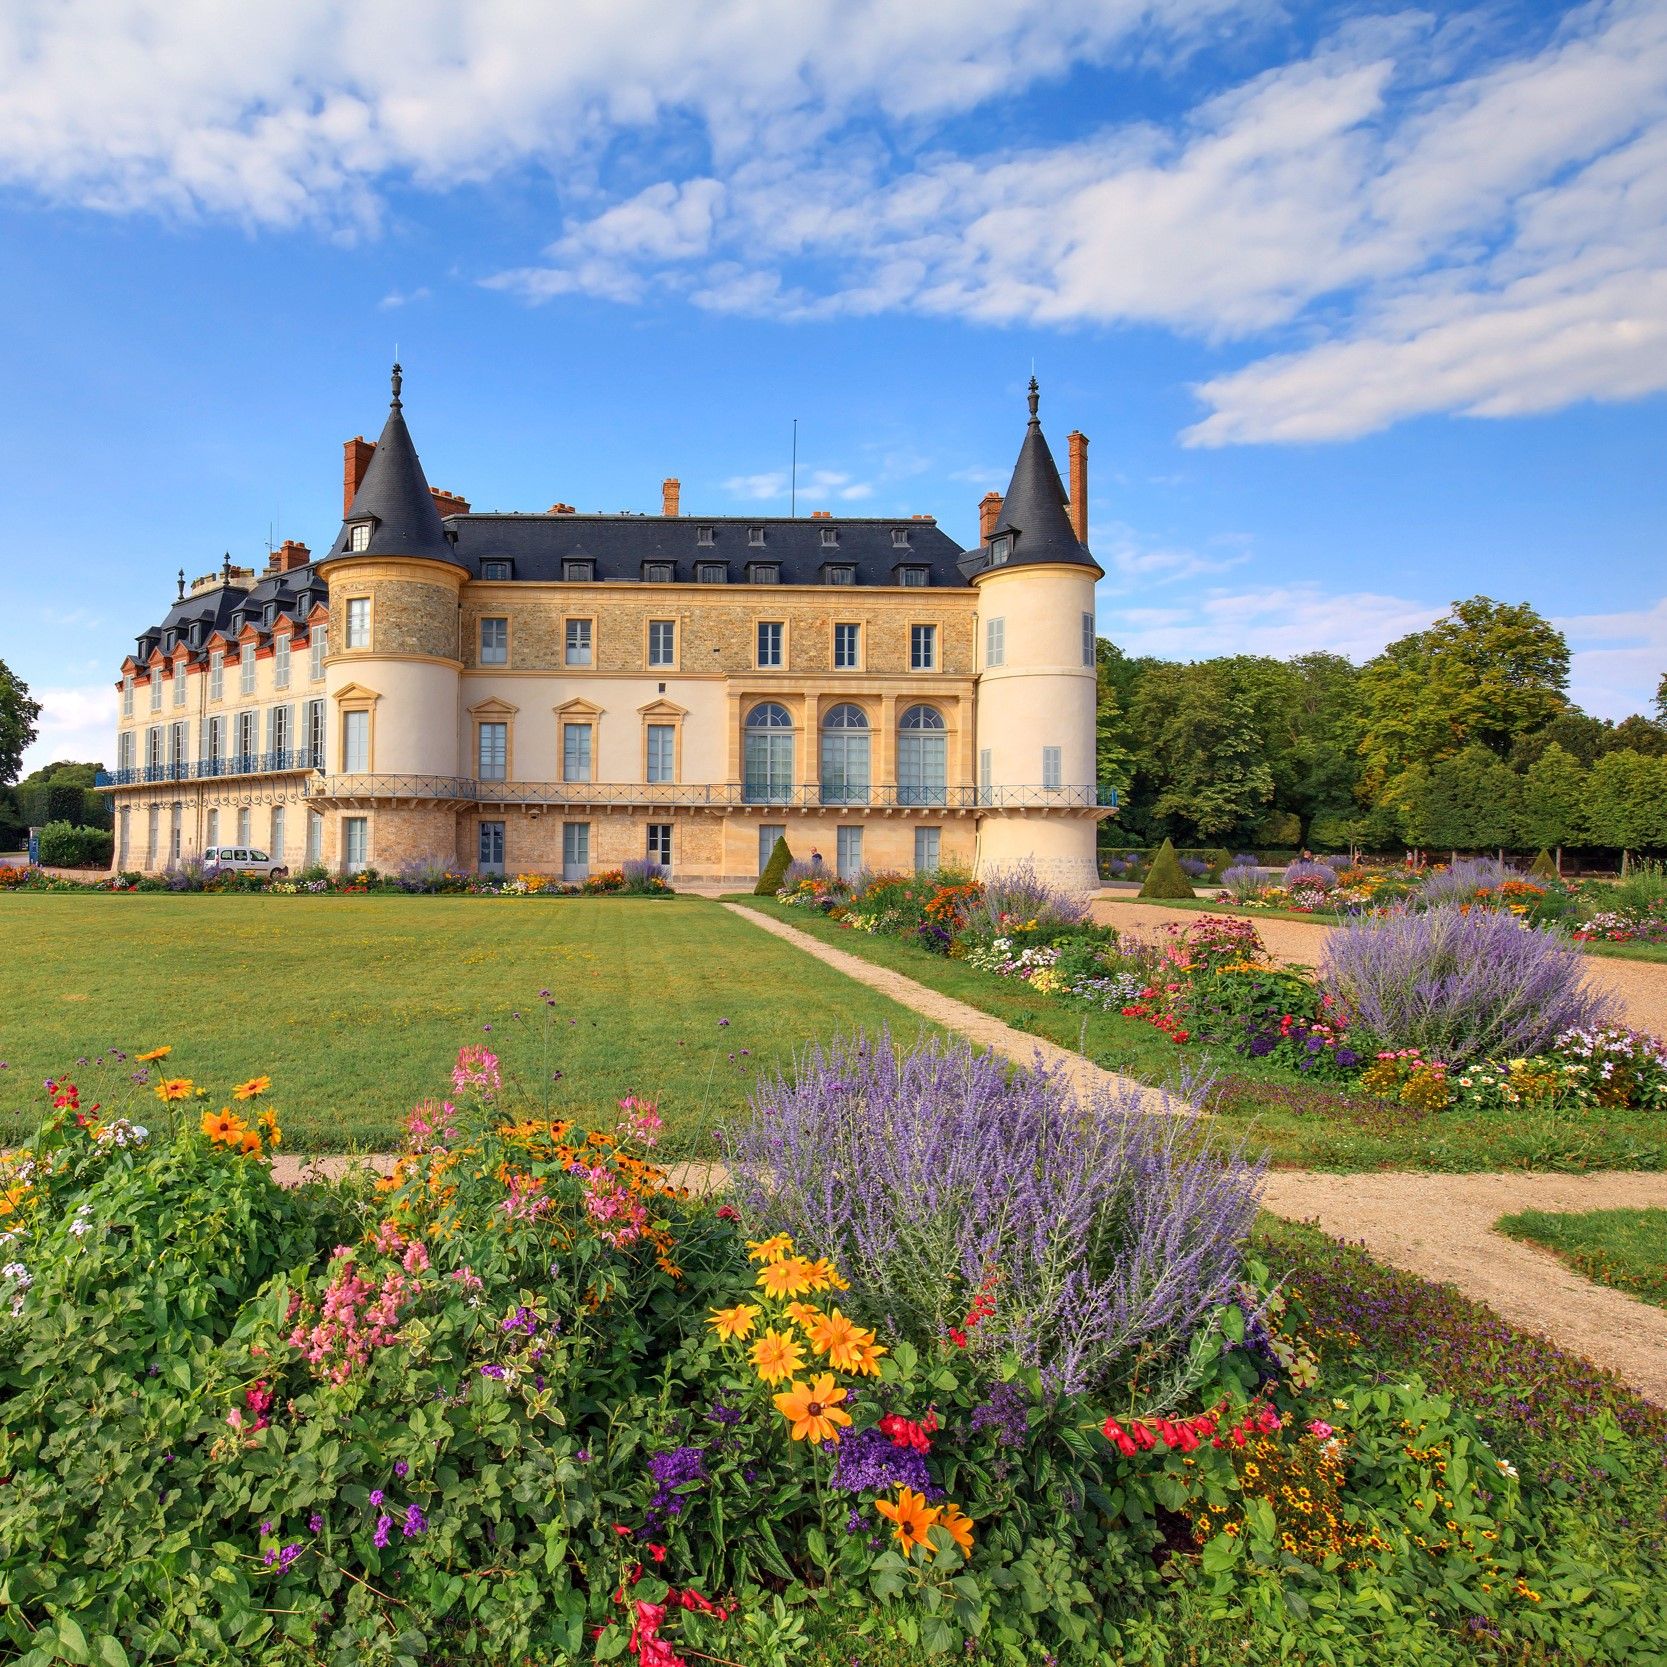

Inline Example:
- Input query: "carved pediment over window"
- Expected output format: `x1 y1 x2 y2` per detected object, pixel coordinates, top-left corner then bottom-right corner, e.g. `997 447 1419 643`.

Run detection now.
636 697 689 721
332 681 383 707
552 696 605 720
468 695 520 719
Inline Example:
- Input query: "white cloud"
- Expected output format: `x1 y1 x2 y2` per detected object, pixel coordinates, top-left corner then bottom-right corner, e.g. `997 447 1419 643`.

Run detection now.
1560 596 1667 721
1094 521 1252 587
378 286 430 309
19 682 115 775
723 471 789 501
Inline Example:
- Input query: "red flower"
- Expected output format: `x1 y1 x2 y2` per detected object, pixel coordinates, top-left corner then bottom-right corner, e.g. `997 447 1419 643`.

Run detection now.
647 1543 667 1563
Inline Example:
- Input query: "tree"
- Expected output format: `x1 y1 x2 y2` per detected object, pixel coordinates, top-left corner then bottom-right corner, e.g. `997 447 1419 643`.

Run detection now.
1357 597 1570 794
1093 640 1135 794
1657 671 1667 725
1608 715 1667 758
754 835 793 896
1284 651 1366 833
1585 750 1667 868
1518 743 1585 861
0 659 40 787
1139 837 1196 900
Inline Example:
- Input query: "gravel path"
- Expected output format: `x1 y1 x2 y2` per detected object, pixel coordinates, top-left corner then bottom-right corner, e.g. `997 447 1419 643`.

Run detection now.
1091 898 1667 1037
1262 1169 1667 1404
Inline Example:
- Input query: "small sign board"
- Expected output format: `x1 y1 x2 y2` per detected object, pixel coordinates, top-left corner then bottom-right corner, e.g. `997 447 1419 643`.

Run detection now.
27 827 40 866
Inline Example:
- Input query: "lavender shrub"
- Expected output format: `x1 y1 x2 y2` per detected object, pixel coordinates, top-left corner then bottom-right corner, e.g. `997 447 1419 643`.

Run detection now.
725 1030 1264 1404
1320 906 1620 1062
1283 859 1339 892
975 860 1092 937
1416 857 1512 906
1219 863 1265 902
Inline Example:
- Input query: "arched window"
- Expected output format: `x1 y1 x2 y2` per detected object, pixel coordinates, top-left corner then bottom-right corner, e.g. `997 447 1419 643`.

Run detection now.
820 703 871 805
897 704 947 806
743 702 795 803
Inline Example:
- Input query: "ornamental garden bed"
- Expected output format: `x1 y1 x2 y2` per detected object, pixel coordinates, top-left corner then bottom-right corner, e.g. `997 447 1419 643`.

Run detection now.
742 866 1667 1173
5 1038 1665 1666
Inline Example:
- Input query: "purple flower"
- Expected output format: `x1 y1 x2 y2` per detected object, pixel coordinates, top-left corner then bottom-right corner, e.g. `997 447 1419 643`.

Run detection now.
830 1427 933 1496
402 1504 428 1538
308 1513 323 1534
575 1448 592 1463
260 1520 274 1535
373 1513 392 1549
394 1460 408 1478
480 1364 506 1379
263 1548 277 1567
717 1017 731 1027
279 1543 302 1569
706 1398 743 1427
968 1382 1030 1447
645 1444 707 1524
369 1489 384 1507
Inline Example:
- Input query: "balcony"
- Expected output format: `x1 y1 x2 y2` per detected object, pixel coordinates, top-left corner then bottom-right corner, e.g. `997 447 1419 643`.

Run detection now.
96 750 319 788
302 777 1119 813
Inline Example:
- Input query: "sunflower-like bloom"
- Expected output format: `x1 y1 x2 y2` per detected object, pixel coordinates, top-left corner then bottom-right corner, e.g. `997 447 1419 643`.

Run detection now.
746 1233 794 1264
805 1306 867 1372
134 1046 172 1063
232 1076 272 1101
201 1107 249 1146
875 1486 940 1557
707 1302 761 1342
783 1300 822 1331
937 1501 975 1556
154 1078 195 1103
749 1329 806 1385
258 1109 283 1149
847 1336 889 1377
755 1257 814 1300
801 1256 848 1292
772 1374 852 1444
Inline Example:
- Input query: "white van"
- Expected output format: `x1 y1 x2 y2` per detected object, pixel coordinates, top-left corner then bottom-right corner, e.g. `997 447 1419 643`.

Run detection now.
203 846 288 878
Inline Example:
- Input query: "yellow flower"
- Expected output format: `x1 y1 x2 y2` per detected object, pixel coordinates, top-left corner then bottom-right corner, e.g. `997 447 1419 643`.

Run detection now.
756 1257 815 1300
772 1374 853 1444
937 1501 975 1556
749 1329 806 1385
805 1306 867 1372
707 1302 762 1341
802 1256 849 1292
134 1046 172 1062
784 1300 822 1330
258 1109 283 1150
847 1336 889 1377
200 1107 249 1146
746 1233 794 1264
875 1486 940 1557
232 1076 272 1101
154 1078 195 1103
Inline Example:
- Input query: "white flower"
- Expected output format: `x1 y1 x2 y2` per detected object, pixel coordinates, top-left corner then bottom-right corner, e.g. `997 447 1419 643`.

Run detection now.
1495 1458 1518 1478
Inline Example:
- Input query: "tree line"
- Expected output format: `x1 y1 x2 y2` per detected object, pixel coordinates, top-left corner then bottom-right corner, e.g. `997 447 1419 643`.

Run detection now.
1097 596 1667 862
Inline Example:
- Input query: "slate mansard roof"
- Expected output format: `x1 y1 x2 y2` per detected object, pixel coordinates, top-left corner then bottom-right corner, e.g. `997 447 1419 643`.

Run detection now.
131 566 325 669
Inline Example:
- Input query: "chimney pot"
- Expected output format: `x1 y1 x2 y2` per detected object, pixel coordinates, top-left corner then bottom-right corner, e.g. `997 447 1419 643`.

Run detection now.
343 437 375 518
662 477 681 517
978 491 1004 543
1066 430 1088 546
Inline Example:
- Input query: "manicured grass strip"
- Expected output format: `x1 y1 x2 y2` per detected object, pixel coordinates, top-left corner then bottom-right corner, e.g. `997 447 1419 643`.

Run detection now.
732 899 1667 1174
0 895 943 1154
1495 1207 1667 1308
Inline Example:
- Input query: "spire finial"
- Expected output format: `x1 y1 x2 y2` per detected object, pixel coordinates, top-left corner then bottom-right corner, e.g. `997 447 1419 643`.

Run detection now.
1027 375 1039 421
391 360 403 409
176 568 185 601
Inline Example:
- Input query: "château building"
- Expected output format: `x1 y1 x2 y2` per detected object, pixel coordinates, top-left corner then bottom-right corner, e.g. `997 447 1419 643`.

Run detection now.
101 369 1113 886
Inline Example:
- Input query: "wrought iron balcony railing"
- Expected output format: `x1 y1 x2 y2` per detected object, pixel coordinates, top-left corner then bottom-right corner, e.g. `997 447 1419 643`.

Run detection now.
96 750 321 789
303 776 1118 811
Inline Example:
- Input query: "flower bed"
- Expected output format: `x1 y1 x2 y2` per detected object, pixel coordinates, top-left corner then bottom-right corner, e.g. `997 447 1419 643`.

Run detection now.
7 1036 1662 1662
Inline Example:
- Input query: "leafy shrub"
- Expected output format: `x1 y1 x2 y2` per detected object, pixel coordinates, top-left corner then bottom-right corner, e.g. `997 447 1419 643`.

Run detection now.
1320 907 1621 1063
1218 862 1265 902
754 834 792 895
619 857 673 894
1139 837 1196 900
395 853 466 892
36 819 113 868
726 1030 1264 1403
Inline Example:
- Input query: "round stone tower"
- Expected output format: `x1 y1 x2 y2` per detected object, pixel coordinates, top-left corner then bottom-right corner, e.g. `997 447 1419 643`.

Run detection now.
965 380 1105 893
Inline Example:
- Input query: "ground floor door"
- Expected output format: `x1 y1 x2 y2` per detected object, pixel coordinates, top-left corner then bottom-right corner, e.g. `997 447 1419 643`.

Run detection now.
478 819 505 876
563 821 590 882
758 823 785 875
837 825 864 880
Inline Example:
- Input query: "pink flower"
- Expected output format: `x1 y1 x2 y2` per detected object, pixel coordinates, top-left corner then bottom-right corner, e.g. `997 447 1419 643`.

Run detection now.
1307 1419 1334 1440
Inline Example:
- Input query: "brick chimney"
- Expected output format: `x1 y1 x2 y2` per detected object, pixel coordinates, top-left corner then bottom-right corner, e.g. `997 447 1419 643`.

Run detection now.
662 477 680 516
343 437 375 516
430 487 471 518
548 503 576 515
271 539 311 574
1066 431 1088 545
978 491 1004 542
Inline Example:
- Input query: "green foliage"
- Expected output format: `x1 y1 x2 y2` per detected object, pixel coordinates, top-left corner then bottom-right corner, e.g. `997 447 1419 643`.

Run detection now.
0 659 40 787
1529 848 1559 880
755 834 793 895
1139 838 1196 900
36 819 114 868
1496 1207 1667 1308
1586 750 1667 855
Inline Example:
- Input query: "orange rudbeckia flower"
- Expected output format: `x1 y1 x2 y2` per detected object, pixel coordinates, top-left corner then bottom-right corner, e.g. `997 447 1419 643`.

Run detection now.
746 1233 794 1264
847 1334 889 1377
805 1306 867 1371
772 1374 853 1444
937 1501 975 1556
232 1076 272 1101
749 1329 806 1385
707 1302 761 1342
154 1078 195 1103
875 1486 940 1557
756 1257 814 1300
200 1107 249 1146
134 1046 172 1063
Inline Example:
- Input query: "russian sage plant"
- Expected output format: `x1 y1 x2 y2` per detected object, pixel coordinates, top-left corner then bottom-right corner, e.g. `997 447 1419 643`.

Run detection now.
976 860 1092 935
725 1030 1264 1404
1320 907 1619 1062
1416 857 1512 906
1283 859 1339 892
1219 863 1266 902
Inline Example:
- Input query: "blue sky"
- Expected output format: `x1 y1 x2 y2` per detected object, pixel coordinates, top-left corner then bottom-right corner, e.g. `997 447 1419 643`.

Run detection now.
2 0 1664 772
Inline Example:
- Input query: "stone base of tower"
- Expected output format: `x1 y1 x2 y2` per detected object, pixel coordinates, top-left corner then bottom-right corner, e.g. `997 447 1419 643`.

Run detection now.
975 816 1102 895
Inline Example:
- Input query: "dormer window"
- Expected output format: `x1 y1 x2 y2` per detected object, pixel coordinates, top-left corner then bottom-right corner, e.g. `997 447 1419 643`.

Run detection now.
824 565 855 586
696 525 716 547
562 559 594 583
697 562 726 584
644 562 674 583
263 602 276 627
899 566 929 587
748 527 766 547
820 527 839 548
891 528 910 548
481 560 511 581
989 535 1012 566
189 623 204 648
348 523 371 553
747 562 780 585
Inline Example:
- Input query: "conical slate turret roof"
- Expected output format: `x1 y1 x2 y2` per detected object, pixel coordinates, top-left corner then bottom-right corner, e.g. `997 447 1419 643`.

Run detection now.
325 365 461 567
960 378 1101 578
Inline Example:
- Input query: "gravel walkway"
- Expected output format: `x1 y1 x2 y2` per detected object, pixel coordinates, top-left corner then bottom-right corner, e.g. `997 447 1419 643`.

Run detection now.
1092 898 1667 1037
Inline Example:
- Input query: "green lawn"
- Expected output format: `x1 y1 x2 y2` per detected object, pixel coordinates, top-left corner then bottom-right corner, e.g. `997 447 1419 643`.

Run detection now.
732 898 1667 1173
1495 1207 1667 1306
0 895 941 1153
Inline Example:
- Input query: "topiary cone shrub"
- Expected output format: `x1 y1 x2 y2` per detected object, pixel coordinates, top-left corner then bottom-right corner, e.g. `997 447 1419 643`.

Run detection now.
1529 849 1559 881
1139 837 1197 900
754 834 793 895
